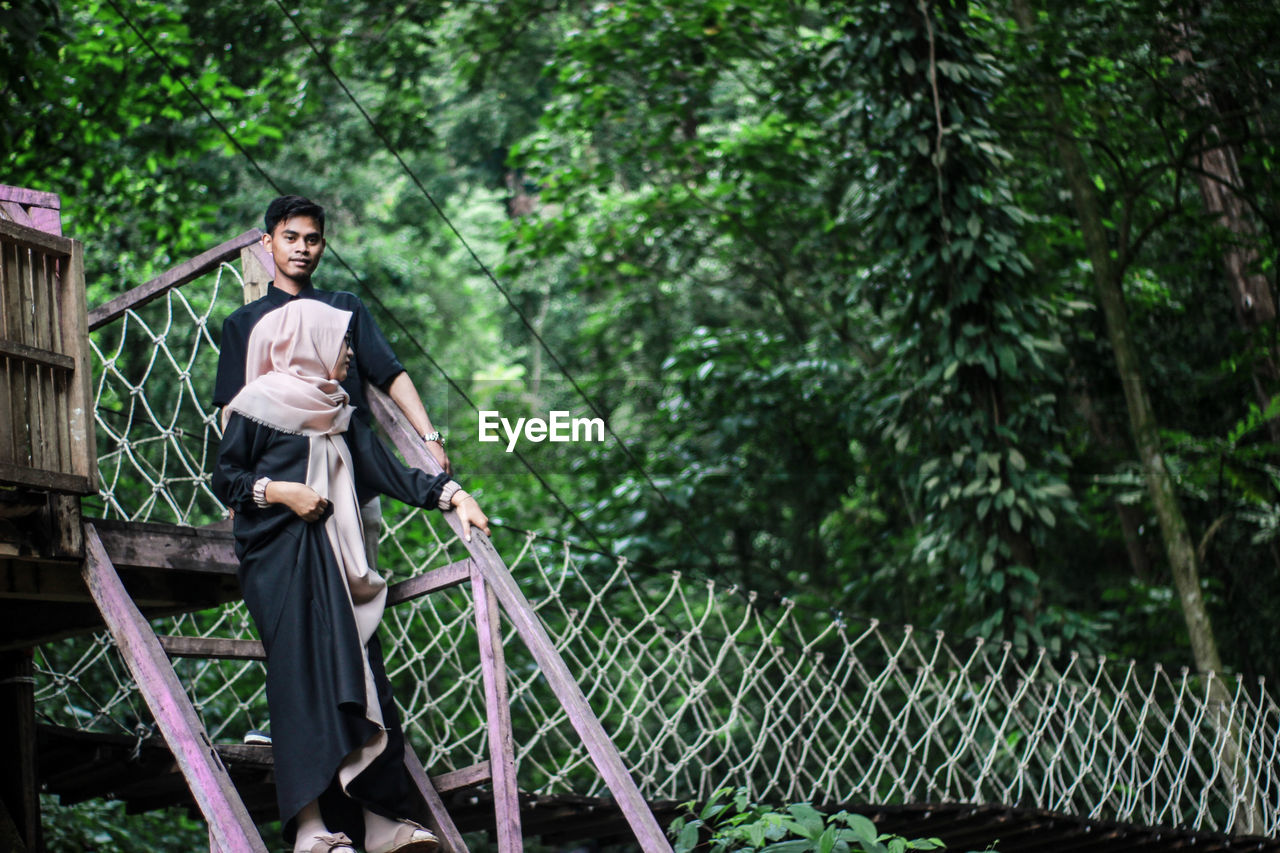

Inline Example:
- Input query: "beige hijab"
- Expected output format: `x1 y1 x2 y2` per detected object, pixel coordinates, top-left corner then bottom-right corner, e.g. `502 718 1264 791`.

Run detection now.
226 299 355 435
227 299 391 787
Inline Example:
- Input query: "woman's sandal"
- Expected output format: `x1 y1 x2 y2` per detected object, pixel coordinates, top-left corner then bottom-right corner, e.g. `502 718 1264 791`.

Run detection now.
300 832 356 853
370 820 440 853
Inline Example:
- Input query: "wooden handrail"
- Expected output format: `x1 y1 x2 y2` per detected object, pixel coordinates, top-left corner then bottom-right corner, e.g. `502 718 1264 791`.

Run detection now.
88 229 263 330
367 385 675 853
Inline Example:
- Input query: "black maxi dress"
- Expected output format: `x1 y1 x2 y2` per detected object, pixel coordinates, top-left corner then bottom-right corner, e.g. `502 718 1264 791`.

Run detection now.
213 412 450 842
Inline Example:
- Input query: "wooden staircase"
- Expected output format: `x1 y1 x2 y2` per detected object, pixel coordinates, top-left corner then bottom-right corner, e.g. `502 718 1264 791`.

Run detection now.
0 191 671 852
76 386 672 853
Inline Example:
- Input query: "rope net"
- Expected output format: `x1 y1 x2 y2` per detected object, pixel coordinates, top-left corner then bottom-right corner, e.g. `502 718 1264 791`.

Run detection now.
32 264 1280 838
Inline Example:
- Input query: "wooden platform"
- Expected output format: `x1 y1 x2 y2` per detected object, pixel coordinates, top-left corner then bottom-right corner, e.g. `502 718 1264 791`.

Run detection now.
0 517 241 652
36 724 682 846
34 725 1280 852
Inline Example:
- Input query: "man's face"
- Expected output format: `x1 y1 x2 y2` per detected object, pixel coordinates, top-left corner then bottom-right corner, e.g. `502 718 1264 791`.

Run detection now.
264 215 325 282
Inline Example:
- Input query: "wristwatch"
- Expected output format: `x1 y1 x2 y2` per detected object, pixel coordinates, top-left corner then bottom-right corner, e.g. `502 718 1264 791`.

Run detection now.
421 431 445 445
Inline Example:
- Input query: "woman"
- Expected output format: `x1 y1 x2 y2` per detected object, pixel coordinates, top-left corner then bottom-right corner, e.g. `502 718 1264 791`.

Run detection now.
214 299 488 853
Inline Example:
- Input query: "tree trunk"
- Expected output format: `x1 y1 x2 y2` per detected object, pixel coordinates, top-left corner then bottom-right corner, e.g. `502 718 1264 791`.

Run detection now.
1013 2 1267 831
1011 0 1223 677
1069 365 1154 581
1168 18 1280 443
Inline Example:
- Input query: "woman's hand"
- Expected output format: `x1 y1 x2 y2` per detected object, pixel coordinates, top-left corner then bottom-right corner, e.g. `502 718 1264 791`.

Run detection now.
265 481 329 521
450 490 490 542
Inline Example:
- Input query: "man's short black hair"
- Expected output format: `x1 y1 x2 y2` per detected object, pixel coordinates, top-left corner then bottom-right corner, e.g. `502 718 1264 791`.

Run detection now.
264 195 325 236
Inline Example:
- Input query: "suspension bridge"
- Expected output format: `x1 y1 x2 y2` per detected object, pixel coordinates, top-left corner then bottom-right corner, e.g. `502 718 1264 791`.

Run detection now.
1 188 1278 852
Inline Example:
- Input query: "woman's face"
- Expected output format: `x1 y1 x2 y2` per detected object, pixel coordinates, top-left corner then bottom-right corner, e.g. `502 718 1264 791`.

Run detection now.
330 334 354 381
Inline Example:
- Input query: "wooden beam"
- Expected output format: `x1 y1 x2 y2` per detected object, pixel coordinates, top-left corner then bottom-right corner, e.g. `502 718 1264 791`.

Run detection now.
0 461 92 495
430 761 491 794
368 385 674 853
0 202 36 230
387 558 472 606
238 238 272 304
81 523 268 853
404 745 470 853
0 650 40 853
87 230 262 331
90 518 238 575
473 567 522 853
0 186 60 210
0 338 74 371
214 744 490 799
62 238 96 490
0 220 69 258
159 636 265 661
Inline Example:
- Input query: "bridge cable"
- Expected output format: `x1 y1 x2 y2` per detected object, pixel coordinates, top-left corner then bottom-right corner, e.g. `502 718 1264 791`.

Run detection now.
99 0 617 557
101 0 824 658
267 0 725 574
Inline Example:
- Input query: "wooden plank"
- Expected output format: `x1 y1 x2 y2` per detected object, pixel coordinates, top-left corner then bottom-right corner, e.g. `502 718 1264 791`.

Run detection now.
368 385 674 853
16 246 45 475
2 240 31 472
46 494 83 559
90 518 238 575
0 354 12 469
36 253 62 475
28 208 61 237
158 636 265 661
0 339 75 370
387 558 473 606
0 202 36 229
0 462 91 494
88 230 262 331
238 238 272 304
403 745 470 853
0 220 71 259
472 567 522 853
81 524 269 853
0 235 9 466
62 240 96 488
429 761 491 794
0 186 60 211
215 743 490 797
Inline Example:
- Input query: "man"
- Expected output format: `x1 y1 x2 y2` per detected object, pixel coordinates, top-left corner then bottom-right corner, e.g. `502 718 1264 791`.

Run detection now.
214 195 458 561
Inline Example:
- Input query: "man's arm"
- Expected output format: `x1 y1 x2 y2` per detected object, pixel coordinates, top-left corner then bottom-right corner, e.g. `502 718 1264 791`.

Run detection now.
387 371 452 475
213 314 249 430
345 293 452 474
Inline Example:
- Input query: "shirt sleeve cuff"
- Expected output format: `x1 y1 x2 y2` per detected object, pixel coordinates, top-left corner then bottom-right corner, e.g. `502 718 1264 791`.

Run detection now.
253 477 272 508
438 480 462 511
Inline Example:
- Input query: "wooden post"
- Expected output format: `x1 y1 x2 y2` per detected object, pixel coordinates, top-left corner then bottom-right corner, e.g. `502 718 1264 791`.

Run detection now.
61 240 96 491
81 524 268 853
368 387 673 853
402 746 470 853
239 238 273 304
472 568 522 853
0 648 41 853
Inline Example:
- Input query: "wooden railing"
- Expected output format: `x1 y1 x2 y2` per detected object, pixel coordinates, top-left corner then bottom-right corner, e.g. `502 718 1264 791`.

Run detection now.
0 219 95 494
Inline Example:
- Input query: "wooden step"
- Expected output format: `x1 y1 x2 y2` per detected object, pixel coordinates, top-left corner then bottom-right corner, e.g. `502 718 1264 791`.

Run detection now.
215 742 491 794
157 559 476 662
159 635 265 660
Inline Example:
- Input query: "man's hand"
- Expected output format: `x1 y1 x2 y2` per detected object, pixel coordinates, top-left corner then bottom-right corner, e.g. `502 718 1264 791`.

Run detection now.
265 481 329 521
425 439 452 477
450 490 490 542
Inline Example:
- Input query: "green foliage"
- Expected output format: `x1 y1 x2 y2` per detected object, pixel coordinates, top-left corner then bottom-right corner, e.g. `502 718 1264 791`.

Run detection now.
8 0 1280 709
668 788 991 853
40 795 211 852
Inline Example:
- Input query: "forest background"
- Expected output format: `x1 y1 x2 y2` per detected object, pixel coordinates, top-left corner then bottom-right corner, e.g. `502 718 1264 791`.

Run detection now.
3 0 1280 842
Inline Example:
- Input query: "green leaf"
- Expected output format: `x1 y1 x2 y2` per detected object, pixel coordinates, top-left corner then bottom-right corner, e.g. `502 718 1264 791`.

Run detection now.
676 821 701 853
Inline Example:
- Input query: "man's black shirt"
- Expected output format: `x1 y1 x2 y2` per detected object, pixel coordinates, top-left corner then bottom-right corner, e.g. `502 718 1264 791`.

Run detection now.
213 282 405 426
